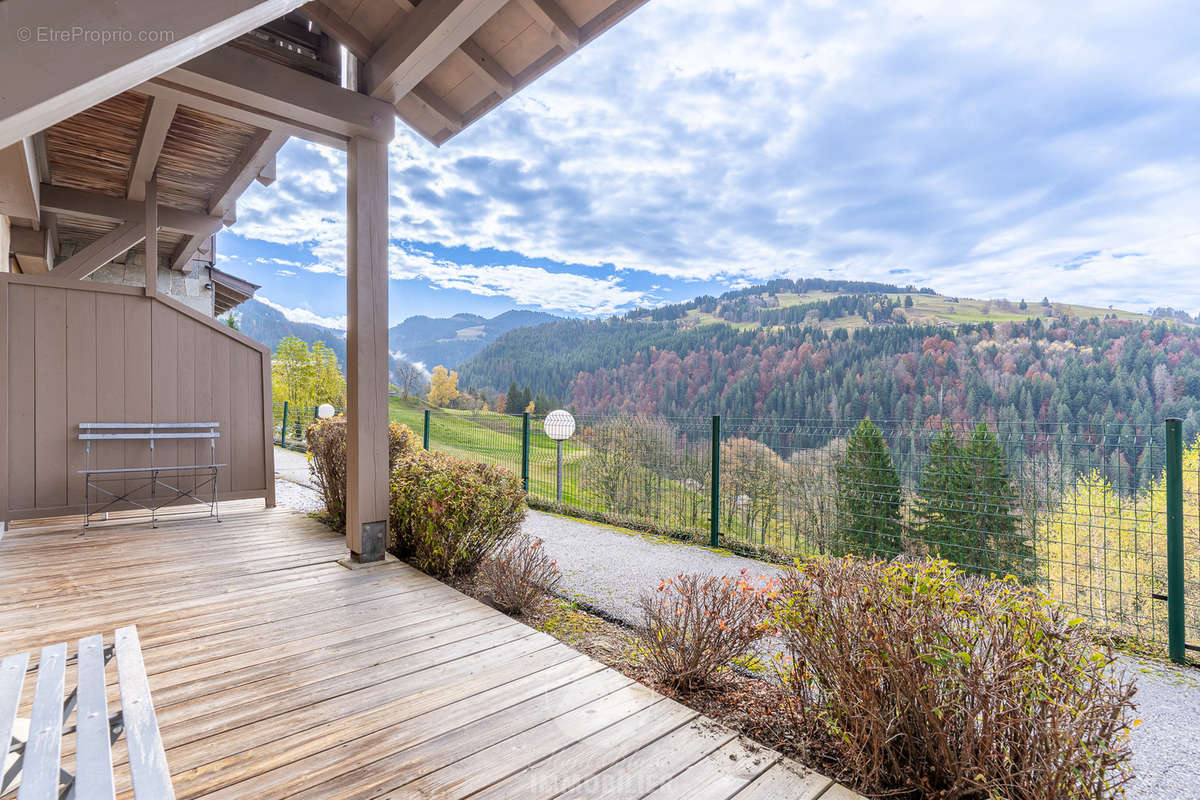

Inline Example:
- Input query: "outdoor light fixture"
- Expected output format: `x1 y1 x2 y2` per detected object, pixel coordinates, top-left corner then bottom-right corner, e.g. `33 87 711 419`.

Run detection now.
543 410 576 503
317 403 336 419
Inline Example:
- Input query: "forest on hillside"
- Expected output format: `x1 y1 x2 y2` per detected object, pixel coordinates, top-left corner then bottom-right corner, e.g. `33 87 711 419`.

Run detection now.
459 309 1200 491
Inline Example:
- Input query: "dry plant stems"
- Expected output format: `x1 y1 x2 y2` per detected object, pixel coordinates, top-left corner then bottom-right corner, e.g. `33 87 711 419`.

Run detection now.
478 534 562 615
770 557 1138 800
305 418 417 531
389 450 526 578
636 569 776 692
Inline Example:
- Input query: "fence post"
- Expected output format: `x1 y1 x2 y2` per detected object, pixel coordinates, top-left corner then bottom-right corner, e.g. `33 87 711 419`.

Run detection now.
1167 417 1186 664
423 409 431 450
280 401 288 446
710 414 721 548
522 412 531 493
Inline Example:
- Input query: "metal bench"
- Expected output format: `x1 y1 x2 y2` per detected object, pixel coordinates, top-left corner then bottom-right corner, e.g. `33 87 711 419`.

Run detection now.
1 626 174 799
78 423 224 529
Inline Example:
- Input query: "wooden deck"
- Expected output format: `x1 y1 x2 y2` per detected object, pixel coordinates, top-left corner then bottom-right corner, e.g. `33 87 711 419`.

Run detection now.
0 501 856 799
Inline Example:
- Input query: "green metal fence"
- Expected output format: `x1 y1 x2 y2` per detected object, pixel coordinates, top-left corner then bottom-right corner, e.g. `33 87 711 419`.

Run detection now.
412 407 1199 661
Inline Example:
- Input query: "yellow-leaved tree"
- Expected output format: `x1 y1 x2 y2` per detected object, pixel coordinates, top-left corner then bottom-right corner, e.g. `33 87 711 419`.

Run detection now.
427 365 460 407
1037 438 1200 646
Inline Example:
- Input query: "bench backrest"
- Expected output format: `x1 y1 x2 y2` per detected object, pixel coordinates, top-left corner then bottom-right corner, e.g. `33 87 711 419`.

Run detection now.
78 422 221 441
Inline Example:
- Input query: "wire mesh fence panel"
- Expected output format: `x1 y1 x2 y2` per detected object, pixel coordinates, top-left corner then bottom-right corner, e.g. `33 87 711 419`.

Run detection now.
425 409 524 475
369 403 1194 654
271 400 337 449
524 415 715 539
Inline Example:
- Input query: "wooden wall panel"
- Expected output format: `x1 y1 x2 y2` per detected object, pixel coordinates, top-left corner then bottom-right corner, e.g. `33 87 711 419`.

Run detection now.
1 275 272 520
65 290 98 505
8 284 36 511
94 292 126 496
34 287 68 508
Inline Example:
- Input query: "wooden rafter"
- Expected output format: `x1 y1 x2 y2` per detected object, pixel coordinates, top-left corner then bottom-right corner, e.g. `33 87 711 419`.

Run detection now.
298 2 374 61
365 0 508 104
0 0 311 150
51 221 147 281
40 184 224 238
518 0 580 52
209 129 290 219
410 84 463 135
142 45 394 150
127 98 178 201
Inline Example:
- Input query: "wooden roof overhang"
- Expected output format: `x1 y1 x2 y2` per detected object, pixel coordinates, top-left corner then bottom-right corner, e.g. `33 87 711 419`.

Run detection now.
0 0 647 281
210 266 262 315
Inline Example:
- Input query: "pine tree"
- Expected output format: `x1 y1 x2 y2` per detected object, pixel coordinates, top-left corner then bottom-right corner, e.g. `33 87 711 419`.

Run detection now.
835 418 902 559
521 386 533 411
961 423 1026 577
914 420 971 565
505 382 523 415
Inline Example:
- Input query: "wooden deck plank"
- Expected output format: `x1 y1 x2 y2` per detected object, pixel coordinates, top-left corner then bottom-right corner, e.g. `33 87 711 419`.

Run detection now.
0 505 855 800
641 738 780 800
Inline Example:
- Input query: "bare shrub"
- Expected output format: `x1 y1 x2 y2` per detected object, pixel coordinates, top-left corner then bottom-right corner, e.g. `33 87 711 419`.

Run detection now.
636 570 775 692
306 418 417 531
478 534 561 615
770 557 1138 799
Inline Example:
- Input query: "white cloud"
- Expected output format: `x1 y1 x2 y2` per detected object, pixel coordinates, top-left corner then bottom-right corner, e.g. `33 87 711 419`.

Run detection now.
228 0 1200 315
388 245 653 316
256 295 348 331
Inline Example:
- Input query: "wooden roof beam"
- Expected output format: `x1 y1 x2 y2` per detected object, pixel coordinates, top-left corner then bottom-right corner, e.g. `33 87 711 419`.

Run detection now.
209 130 290 219
458 38 515 97
9 226 53 274
298 2 373 61
142 44 394 150
300 1 514 99
39 184 224 238
410 85 463 136
0 0 311 150
51 221 147 281
127 99 179 202
518 0 580 52
0 140 41 222
365 0 509 104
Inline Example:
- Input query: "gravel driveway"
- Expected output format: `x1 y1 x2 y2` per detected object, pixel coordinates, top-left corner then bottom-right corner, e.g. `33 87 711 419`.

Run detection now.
272 452 1199 799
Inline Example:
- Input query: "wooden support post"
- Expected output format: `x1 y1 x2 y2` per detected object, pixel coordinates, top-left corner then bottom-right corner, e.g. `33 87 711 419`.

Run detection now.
144 181 158 297
344 136 390 562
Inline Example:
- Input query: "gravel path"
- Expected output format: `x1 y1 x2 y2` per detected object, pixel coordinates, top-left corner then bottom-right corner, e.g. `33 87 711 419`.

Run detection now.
270 451 1199 799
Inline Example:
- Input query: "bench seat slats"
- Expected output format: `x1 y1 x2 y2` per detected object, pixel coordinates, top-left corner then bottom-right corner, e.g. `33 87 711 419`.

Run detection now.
114 627 175 800
75 635 116 800
79 433 220 441
20 643 67 800
77 464 228 475
0 652 29 794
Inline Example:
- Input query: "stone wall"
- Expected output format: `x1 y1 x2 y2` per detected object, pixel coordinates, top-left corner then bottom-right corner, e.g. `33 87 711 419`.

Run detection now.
79 253 215 317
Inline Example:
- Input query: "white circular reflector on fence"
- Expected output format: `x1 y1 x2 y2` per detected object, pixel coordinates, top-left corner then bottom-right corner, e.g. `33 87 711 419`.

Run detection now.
543 409 576 441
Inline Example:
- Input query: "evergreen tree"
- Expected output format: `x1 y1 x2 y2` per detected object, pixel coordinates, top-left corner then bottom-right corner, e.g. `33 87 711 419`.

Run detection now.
961 423 1026 576
505 382 523 415
904 295 914 308
521 386 533 411
914 420 972 565
835 418 902 559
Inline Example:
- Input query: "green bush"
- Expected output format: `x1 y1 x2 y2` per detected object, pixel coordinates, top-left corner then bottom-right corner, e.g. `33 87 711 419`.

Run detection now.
770 557 1137 799
305 418 418 532
389 450 526 578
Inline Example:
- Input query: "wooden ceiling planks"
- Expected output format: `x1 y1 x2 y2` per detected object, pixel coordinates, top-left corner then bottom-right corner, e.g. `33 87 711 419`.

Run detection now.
44 92 261 271
44 92 148 197
155 107 261 214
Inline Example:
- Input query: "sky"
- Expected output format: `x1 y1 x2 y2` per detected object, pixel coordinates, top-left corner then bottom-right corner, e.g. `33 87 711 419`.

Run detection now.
218 0 1200 330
